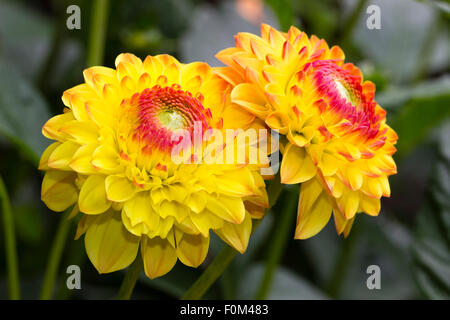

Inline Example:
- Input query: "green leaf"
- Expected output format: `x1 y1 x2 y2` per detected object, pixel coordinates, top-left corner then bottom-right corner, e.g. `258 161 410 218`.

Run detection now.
0 61 51 164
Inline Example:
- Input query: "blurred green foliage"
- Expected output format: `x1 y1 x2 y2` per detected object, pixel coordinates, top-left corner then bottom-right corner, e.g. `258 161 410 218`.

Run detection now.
0 0 449 299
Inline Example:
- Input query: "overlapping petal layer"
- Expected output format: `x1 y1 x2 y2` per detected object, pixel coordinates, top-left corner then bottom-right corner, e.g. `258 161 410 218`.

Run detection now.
40 53 269 278
216 24 398 239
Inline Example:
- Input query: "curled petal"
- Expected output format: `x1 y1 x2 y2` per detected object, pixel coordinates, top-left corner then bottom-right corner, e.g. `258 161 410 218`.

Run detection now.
41 171 77 212
85 211 140 273
141 236 177 279
78 175 110 214
281 143 316 184
295 178 332 239
176 233 210 268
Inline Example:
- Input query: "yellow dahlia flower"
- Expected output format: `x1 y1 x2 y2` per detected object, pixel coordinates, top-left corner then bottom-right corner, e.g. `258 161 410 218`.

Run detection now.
39 53 269 278
215 24 398 239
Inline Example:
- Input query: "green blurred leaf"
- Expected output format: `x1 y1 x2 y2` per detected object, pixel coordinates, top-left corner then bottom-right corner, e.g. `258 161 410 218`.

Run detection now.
139 263 200 298
265 0 294 31
411 123 450 299
391 89 450 156
377 76 450 110
352 0 442 83
14 205 44 245
0 1 53 81
336 216 418 299
181 1 278 67
0 61 51 163
236 263 327 299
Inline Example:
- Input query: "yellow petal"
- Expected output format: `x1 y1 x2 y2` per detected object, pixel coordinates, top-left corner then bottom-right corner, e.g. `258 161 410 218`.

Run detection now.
153 216 175 239
338 190 360 219
47 141 79 170
91 145 121 173
75 214 96 240
83 66 117 92
206 195 245 224
176 233 209 268
343 217 355 237
115 53 143 81
295 178 332 239
347 166 363 191
62 84 96 122
41 171 78 212
364 177 383 198
332 208 349 235
42 112 75 140
212 66 244 86
85 211 140 273
121 208 149 236
318 153 340 176
105 175 137 202
265 111 289 132
158 200 188 223
39 142 60 170
78 175 110 214
58 120 98 144
231 83 269 118
215 167 256 197
84 99 115 128
141 236 177 279
69 143 98 174
360 194 380 216
190 210 224 237
281 143 316 184
214 212 252 253
185 192 207 214
123 192 160 232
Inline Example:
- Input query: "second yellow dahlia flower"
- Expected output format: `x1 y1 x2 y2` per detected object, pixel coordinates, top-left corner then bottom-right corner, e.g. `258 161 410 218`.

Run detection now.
215 24 398 239
39 53 268 278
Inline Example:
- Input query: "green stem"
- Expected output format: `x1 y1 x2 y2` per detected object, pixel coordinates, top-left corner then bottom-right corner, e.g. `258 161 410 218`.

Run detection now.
336 0 367 46
219 267 235 299
181 174 283 300
86 0 110 67
116 255 143 300
255 188 298 299
181 245 239 300
40 209 73 300
326 226 360 298
0 176 20 299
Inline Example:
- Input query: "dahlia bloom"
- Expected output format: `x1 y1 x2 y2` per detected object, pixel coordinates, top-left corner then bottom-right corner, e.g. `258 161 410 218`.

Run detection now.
39 53 269 278
215 24 398 239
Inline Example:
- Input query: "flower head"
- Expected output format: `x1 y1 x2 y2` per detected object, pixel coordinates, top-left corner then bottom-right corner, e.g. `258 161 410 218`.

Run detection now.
215 24 398 239
39 53 268 278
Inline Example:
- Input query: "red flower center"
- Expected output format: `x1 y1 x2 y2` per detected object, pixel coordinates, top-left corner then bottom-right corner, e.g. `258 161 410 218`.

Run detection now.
132 85 211 152
311 60 381 138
